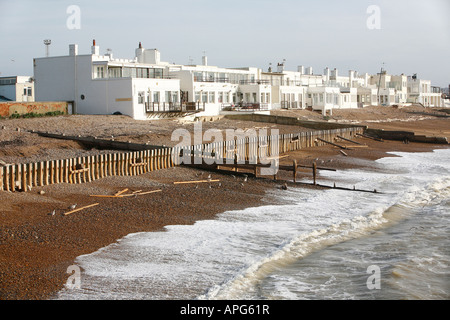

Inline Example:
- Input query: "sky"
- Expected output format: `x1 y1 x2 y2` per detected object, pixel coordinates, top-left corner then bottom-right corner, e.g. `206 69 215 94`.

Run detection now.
0 0 449 87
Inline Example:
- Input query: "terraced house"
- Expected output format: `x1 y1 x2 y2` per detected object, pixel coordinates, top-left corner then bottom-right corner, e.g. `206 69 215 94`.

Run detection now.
33 40 444 120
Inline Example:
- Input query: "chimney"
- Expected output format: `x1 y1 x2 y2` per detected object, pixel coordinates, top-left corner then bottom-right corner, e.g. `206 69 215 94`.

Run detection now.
69 44 78 56
324 67 330 82
202 55 208 66
91 39 99 55
349 70 354 88
136 42 145 63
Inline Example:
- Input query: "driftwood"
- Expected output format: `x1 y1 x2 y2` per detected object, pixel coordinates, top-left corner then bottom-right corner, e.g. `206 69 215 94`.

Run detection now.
316 137 349 149
63 203 99 216
340 150 348 156
174 179 220 184
114 188 129 196
90 189 162 198
336 135 364 145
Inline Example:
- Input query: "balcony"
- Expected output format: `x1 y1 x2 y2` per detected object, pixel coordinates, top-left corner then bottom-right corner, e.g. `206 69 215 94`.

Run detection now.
194 76 231 83
281 101 300 109
239 80 271 85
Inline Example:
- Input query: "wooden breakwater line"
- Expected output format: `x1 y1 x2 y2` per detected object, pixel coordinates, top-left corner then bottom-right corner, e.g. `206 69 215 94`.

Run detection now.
0 127 364 192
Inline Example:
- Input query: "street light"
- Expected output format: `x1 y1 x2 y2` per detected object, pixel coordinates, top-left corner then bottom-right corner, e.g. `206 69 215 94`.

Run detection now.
44 39 51 57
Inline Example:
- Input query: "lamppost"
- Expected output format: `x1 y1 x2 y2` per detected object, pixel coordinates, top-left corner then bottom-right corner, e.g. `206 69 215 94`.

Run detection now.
44 39 51 57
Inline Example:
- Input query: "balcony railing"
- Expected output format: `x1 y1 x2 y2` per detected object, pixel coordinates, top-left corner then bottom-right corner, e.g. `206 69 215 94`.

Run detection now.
239 80 271 85
281 101 300 109
194 77 231 83
145 102 205 113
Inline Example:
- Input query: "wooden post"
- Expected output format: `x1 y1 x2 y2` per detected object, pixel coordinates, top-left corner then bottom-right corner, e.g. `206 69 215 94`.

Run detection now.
27 163 33 190
21 163 27 192
38 161 43 186
32 162 38 187
293 159 298 183
77 158 82 184
94 155 100 179
112 153 117 176
47 160 53 185
118 153 123 176
124 153 129 176
62 159 67 184
53 160 59 184
0 166 3 191
107 153 111 177
157 149 161 170
43 161 49 186
10 165 16 192
313 162 317 185
4 166 10 192
86 157 92 182
99 154 104 179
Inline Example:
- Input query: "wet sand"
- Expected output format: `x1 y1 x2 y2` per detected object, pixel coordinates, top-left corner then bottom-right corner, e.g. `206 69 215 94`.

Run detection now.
0 109 449 300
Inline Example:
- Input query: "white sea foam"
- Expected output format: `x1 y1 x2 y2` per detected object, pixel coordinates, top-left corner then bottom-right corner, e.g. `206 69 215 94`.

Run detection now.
54 148 450 300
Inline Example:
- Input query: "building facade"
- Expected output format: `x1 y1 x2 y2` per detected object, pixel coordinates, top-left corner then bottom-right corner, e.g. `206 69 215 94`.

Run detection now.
0 76 34 102
33 40 444 120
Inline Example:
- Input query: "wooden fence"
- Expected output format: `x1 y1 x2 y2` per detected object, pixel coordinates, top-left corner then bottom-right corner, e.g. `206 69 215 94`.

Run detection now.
0 127 363 192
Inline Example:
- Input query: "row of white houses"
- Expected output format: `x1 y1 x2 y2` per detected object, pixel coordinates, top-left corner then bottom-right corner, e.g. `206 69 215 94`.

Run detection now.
33 40 445 120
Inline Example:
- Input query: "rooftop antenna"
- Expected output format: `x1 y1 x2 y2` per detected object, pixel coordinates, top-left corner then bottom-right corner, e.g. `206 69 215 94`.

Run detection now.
377 62 385 105
43 39 51 57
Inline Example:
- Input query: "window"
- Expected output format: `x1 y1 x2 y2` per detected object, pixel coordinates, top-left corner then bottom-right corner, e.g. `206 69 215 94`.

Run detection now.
95 66 105 78
138 91 145 104
172 91 179 103
195 91 200 102
137 68 149 78
209 92 215 103
219 92 224 103
153 91 160 103
201 92 208 103
109 67 121 78
151 68 163 79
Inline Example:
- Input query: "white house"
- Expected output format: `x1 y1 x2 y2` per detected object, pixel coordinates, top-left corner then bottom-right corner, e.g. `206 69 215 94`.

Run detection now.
34 40 181 120
407 75 443 107
0 76 34 102
33 40 445 120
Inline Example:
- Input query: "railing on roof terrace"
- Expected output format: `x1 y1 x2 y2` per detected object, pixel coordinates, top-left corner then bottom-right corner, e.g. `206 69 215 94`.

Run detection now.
194 77 232 83
239 80 271 85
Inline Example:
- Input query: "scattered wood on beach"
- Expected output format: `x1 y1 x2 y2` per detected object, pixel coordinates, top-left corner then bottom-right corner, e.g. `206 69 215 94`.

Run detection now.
90 189 162 198
63 203 99 216
173 179 220 185
114 188 129 196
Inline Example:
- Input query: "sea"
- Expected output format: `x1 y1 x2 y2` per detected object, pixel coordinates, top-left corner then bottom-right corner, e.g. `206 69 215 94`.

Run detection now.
54 148 450 300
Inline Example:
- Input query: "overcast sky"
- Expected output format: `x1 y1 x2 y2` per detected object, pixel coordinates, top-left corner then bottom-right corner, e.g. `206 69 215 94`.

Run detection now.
1 0 449 86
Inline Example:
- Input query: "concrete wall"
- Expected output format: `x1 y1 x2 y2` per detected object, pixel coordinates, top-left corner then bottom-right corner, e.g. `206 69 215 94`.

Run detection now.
0 101 68 117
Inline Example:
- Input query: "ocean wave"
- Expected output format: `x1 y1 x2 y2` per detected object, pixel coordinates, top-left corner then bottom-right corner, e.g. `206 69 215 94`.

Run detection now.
198 175 450 300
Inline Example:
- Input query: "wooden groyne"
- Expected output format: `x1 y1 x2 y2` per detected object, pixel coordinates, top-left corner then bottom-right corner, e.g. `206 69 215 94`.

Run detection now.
1 127 364 192
364 128 448 144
